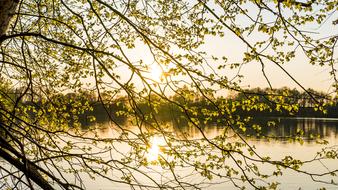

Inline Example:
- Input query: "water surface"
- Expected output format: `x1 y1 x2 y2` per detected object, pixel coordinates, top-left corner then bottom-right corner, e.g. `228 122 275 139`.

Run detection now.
86 117 338 190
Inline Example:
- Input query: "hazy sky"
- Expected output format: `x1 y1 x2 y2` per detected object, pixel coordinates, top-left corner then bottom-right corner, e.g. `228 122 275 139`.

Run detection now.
201 3 338 93
206 33 337 93
96 1 338 95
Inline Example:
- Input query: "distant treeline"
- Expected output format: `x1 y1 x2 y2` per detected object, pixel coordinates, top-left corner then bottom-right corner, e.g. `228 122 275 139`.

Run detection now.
69 87 338 126
5 86 338 127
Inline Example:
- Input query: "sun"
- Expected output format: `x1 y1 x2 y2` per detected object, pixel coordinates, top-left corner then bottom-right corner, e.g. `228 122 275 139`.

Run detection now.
148 64 163 82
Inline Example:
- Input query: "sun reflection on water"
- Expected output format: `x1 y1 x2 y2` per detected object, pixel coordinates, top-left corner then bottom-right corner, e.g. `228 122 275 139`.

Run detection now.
147 136 165 162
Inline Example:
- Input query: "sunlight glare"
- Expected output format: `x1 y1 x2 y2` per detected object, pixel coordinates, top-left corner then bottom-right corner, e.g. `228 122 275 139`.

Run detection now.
149 64 163 82
147 136 165 162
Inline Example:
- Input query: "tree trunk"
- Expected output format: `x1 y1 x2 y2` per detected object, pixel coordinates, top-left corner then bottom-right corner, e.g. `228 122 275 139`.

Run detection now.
0 0 19 37
0 2 58 189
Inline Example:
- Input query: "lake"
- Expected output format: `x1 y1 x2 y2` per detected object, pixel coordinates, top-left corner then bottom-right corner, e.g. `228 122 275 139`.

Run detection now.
80 117 338 190
1 117 338 190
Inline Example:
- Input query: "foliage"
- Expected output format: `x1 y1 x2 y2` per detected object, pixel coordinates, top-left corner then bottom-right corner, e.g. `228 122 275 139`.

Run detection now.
0 0 337 189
